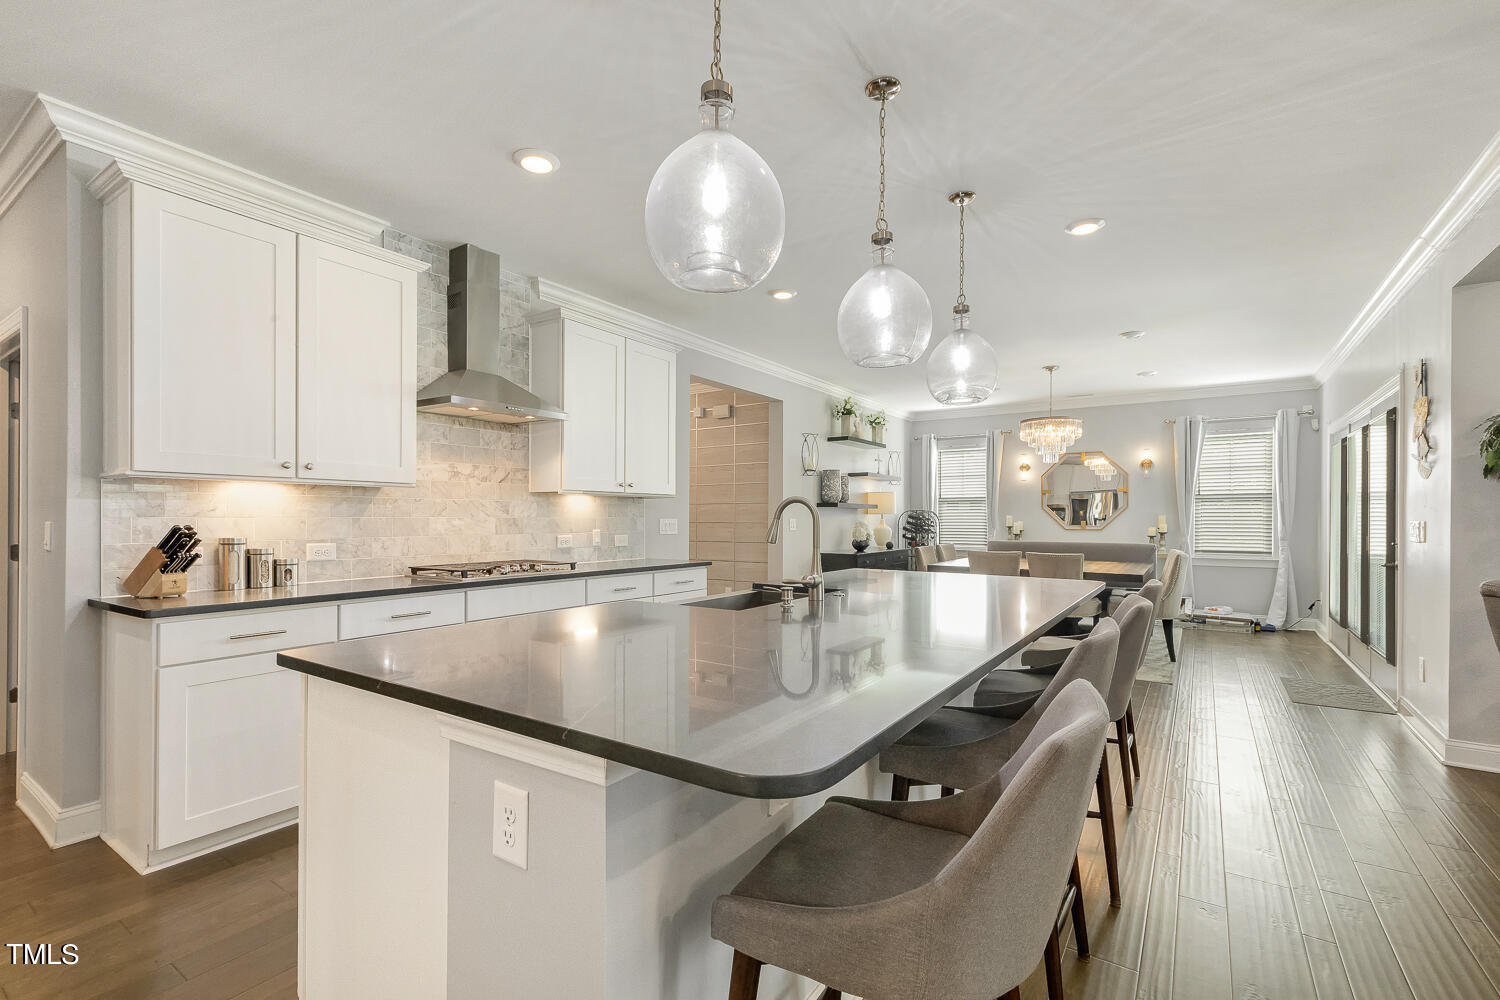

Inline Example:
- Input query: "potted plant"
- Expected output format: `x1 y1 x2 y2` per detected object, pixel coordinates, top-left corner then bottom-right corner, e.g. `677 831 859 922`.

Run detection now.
865 410 886 445
850 520 872 552
1481 414 1500 480
833 397 857 436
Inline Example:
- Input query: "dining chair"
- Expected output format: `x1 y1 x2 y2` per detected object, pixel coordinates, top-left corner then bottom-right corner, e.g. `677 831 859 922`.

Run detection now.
936 542 959 562
1483 580 1500 656
968 550 1022 576
714 681 1110 1000
1026 551 1102 624
913 545 938 571
1156 549 1186 661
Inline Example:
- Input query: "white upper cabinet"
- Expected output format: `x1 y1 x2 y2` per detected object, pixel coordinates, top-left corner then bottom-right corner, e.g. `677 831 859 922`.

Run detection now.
296 237 417 485
107 185 298 480
530 309 678 496
101 181 425 486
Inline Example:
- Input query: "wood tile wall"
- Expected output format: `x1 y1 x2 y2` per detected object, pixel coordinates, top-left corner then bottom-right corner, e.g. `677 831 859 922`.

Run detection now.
688 385 773 594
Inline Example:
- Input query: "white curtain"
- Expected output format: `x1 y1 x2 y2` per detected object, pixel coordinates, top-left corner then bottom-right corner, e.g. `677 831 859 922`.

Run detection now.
1267 408 1300 628
1172 416 1204 606
989 430 1007 541
918 433 938 510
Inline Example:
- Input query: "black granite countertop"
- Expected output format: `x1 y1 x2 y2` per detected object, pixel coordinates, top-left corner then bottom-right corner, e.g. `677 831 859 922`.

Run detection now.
277 568 1103 798
88 558 712 619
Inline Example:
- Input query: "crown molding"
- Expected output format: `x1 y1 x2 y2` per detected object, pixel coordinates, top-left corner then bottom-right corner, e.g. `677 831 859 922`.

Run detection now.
1317 124 1500 384
0 96 64 220
907 375 1322 424
530 277 910 418
0 94 391 248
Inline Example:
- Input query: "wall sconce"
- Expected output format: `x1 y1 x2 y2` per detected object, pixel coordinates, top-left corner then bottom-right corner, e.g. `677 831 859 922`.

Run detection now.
1140 450 1154 477
1018 461 1032 482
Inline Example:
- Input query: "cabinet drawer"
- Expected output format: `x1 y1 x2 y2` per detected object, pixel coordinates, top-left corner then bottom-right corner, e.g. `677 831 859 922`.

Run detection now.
156 652 302 849
586 573 653 605
466 580 587 622
339 593 466 640
652 567 707 597
158 606 337 666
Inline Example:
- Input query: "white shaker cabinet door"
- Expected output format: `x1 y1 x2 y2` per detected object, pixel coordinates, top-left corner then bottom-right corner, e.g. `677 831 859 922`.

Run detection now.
296 236 418 485
623 339 677 495
560 321 627 492
155 652 302 850
126 186 297 479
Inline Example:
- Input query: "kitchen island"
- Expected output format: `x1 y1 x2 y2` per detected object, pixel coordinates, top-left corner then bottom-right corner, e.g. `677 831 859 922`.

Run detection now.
277 567 1101 999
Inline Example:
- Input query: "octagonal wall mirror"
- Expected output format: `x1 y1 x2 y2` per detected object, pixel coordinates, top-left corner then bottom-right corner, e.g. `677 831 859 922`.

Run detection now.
1040 452 1129 530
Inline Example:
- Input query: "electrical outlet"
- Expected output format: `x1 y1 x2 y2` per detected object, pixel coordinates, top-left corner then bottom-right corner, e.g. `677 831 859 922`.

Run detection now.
591 528 601 545
1408 520 1427 543
557 533 573 548
614 533 629 546
1420 656 1427 682
42 521 52 552
491 780 528 870
787 517 799 532
659 518 678 535
306 542 337 561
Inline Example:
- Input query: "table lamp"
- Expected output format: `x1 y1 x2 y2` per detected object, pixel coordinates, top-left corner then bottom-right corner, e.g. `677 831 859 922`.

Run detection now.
867 492 896 548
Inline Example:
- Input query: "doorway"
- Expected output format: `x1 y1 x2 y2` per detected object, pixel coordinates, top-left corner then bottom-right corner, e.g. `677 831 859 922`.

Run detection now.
1329 385 1399 702
0 307 23 760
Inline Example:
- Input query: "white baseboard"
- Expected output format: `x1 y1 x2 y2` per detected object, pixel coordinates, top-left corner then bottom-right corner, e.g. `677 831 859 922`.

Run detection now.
1444 739 1500 774
1399 700 1449 761
17 771 101 848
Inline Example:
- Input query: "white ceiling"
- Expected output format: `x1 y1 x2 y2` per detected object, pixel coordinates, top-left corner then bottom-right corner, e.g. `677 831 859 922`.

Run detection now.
4 1 1500 415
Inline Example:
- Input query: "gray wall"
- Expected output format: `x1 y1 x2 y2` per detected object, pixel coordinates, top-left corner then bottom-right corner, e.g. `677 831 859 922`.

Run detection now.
909 386 1324 620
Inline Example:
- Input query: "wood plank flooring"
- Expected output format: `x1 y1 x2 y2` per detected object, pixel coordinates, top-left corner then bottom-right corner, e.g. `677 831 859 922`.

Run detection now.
3 629 1500 998
1012 628 1500 1000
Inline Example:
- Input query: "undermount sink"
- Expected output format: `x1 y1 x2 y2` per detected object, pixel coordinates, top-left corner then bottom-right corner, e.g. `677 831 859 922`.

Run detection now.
685 590 790 612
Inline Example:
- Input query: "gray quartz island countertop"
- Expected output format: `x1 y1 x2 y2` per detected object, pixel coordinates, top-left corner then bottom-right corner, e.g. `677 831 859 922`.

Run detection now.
87 557 712 619
277 568 1102 798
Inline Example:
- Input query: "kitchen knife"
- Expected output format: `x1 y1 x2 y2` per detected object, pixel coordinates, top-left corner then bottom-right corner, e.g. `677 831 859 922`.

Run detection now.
157 525 183 556
169 537 201 572
177 551 202 574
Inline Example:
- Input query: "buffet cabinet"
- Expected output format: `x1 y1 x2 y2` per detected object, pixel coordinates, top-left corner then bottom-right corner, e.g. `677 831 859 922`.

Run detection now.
99 567 707 873
99 181 425 486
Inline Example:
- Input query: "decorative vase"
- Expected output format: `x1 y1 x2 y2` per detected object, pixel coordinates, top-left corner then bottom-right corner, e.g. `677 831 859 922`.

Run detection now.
801 433 819 477
818 469 841 504
873 518 892 549
852 538 870 552
839 475 850 502
871 425 884 445
839 413 854 436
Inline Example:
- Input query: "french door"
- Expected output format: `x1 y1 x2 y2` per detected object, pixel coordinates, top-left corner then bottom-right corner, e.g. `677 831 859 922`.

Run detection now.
1329 398 1398 701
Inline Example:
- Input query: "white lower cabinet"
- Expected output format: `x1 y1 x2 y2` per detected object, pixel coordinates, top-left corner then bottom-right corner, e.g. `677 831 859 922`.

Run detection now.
156 653 302 850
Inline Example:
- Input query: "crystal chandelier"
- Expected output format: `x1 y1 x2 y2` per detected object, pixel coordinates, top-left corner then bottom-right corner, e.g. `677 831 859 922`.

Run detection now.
836 77 931 367
927 191 999 405
1018 365 1084 464
1084 453 1116 480
644 0 784 292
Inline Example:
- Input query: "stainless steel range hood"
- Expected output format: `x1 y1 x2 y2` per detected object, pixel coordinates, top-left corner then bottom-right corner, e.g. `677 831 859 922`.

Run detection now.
416 244 566 423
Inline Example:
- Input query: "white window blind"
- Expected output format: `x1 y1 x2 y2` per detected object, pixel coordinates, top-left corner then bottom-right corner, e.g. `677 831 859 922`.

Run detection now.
1194 428 1274 555
936 445 988 549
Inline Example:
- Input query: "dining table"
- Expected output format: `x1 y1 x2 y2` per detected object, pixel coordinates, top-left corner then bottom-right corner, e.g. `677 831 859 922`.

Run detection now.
928 552 1155 612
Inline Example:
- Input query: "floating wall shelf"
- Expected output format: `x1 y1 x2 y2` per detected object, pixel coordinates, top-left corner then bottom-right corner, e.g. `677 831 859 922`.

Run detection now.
825 435 885 449
846 472 902 483
816 501 878 510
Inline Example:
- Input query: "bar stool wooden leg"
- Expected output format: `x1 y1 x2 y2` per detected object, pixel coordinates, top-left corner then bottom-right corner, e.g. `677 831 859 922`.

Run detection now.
1069 855 1090 956
890 775 911 801
1089 750 1122 907
999 989 1022 1000
728 951 762 1000
1126 700 1142 778
1115 718 1135 808
1044 924 1065 1000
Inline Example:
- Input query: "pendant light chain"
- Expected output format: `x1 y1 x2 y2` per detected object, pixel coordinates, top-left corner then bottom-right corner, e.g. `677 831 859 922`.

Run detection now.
710 0 724 82
875 97 889 236
956 199 967 306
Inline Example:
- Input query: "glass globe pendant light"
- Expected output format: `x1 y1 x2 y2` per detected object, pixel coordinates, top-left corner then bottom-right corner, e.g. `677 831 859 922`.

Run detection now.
926 191 999 405
644 0 784 292
1018 365 1084 464
837 77 931 367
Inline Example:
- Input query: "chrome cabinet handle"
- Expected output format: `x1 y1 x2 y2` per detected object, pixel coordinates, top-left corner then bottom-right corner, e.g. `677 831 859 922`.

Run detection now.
674 578 694 585
627 482 635 489
612 586 637 593
304 463 314 471
228 628 287 641
281 461 292 469
390 610 433 620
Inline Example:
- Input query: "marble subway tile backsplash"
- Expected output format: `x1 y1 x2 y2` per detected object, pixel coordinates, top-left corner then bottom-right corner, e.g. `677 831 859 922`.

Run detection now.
99 230 642 596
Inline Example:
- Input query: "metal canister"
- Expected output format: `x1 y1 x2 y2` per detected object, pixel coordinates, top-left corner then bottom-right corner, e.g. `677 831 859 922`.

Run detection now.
217 538 247 591
273 557 301 588
246 547 275 589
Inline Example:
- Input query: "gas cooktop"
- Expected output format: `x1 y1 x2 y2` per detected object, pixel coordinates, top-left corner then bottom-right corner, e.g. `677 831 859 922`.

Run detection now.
409 558 578 581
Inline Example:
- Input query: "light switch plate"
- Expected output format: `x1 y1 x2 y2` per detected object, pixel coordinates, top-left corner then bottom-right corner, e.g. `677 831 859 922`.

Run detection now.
659 518 678 535
307 542 337 561
1407 520 1427 543
492 780 528 870
557 533 574 548
615 533 629 546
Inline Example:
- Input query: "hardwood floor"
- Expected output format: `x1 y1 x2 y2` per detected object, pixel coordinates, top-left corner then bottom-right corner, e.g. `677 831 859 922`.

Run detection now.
2 629 1500 998
1012 628 1500 1000
0 760 297 1000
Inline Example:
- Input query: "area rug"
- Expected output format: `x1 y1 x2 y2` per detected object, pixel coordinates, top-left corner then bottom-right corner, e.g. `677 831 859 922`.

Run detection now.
1279 676 1395 714
1137 629 1180 685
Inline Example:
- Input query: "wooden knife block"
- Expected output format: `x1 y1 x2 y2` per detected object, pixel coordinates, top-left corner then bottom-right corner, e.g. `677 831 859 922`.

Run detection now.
122 547 189 599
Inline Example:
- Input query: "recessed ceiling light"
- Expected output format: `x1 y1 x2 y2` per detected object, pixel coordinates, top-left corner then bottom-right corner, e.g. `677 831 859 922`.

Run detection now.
1065 218 1105 236
769 289 797 301
1137 370 1158 377
512 149 559 175
1118 329 1145 341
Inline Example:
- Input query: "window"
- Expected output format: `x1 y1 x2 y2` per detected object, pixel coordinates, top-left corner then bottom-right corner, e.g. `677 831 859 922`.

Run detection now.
1193 427 1274 555
936 441 988 548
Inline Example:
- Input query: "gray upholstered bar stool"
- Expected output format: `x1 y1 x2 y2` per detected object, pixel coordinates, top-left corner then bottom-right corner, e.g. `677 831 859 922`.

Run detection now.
713 681 1111 1000
968 549 1022 576
1484 581 1500 655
